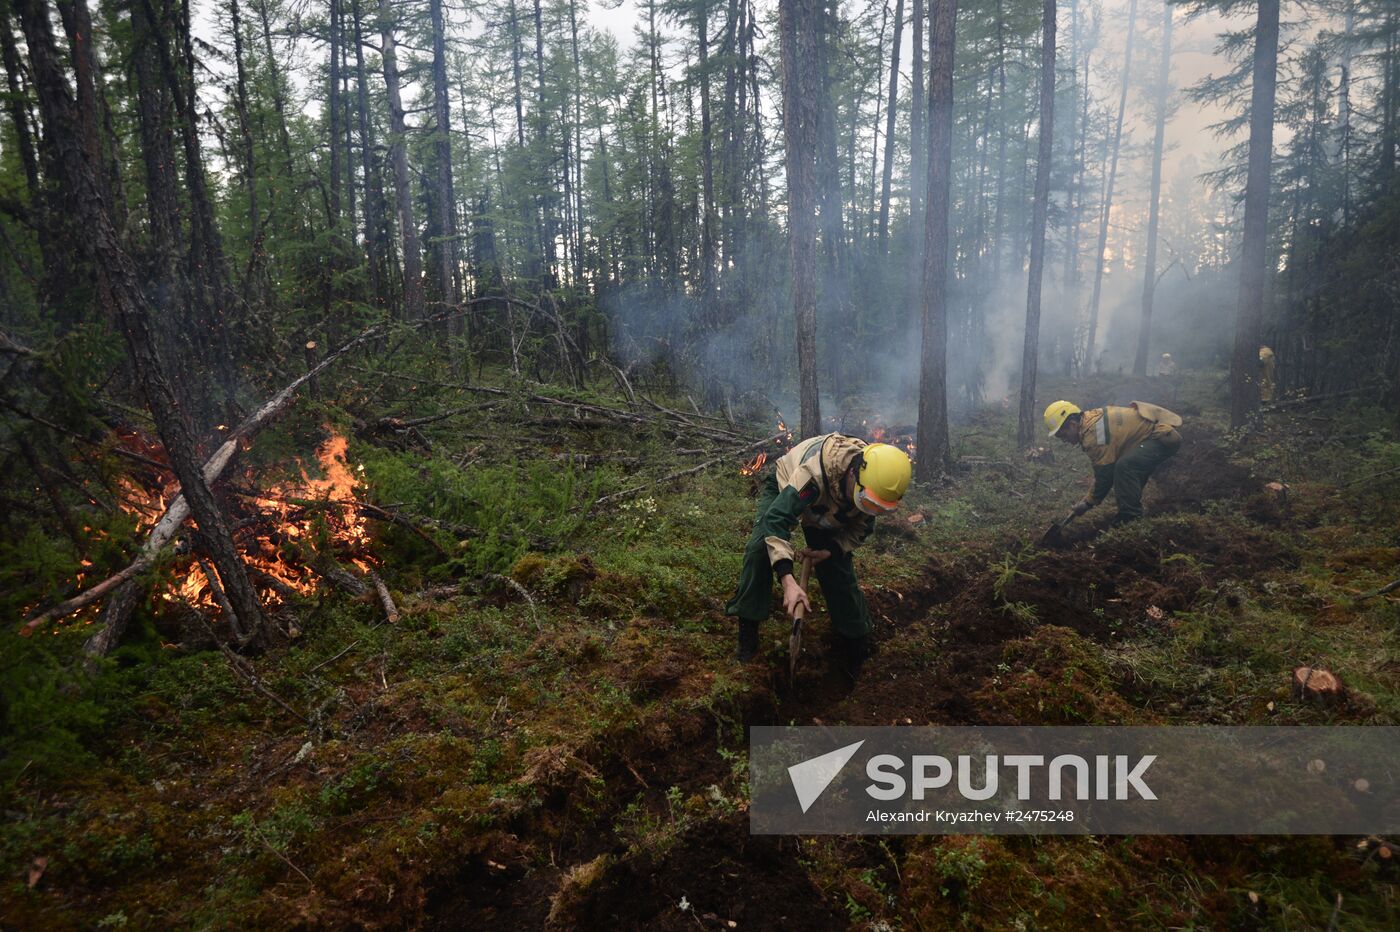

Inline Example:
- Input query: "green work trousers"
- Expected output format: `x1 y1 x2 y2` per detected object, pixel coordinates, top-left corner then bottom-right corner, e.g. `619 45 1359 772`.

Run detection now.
725 474 873 638
1111 431 1181 521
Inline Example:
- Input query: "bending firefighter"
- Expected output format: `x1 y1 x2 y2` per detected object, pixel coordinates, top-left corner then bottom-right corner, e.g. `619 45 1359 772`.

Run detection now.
726 435 912 680
1045 400 1183 524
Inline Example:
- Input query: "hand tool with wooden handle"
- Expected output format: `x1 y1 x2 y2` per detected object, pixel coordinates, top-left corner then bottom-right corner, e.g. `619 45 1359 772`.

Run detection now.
788 555 814 687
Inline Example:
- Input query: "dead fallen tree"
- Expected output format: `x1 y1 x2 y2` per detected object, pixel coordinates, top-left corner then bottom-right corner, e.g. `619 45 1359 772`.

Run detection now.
19 313 451 652
592 430 789 507
366 569 400 624
356 369 750 447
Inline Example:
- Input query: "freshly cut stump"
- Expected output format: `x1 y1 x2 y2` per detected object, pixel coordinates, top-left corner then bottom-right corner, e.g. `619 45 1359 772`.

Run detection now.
1292 666 1344 704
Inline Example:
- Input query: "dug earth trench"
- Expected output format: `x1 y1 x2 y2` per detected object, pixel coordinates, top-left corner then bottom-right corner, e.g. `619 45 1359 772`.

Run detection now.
422 435 1350 929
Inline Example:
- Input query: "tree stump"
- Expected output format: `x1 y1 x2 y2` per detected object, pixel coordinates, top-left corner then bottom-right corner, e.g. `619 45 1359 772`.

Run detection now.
1292 666 1344 704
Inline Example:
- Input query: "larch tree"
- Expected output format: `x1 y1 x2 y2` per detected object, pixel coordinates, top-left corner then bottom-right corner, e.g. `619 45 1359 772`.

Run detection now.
877 0 905 250
915 0 956 478
1230 0 1281 425
1083 0 1138 372
428 0 460 321
780 0 823 438
1133 0 1174 377
14 0 267 643
380 0 425 320
1017 0 1056 449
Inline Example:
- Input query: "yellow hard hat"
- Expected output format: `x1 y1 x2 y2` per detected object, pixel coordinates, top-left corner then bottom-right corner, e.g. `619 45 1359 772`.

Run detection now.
1259 346 1274 360
856 443 911 516
1044 400 1081 437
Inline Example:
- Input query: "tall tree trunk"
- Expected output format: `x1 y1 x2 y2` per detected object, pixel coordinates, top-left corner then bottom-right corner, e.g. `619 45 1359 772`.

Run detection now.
350 0 389 312
1133 0 1172 377
721 0 743 262
429 0 458 318
816 0 850 398
55 0 103 194
16 0 265 642
509 0 525 147
328 0 342 227
780 0 822 437
1382 17 1396 193
915 0 955 478
1230 0 1280 426
907 0 925 302
0 0 38 196
1018 0 1056 449
341 24 356 241
141 0 239 418
698 0 717 302
1064 2 1090 294
322 0 344 346
569 0 584 282
380 0 424 319
1083 0 1138 371
533 0 551 283
990 0 1008 277
877 0 904 249
130 0 190 375
1337 3 1354 224
254 0 296 190
228 0 263 305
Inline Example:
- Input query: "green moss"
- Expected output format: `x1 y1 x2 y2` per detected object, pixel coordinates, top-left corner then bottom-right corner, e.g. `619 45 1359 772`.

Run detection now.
978 626 1143 725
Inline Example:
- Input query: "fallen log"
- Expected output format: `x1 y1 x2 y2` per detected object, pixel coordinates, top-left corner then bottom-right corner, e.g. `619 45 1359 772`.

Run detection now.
592 430 788 507
356 372 748 443
366 568 399 624
310 558 369 598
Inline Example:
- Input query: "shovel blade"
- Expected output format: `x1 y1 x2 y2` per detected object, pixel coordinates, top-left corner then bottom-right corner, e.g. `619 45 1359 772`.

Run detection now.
1038 523 1065 548
788 619 803 684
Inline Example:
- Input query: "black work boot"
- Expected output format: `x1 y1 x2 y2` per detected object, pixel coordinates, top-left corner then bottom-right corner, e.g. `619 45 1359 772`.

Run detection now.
833 633 872 682
736 618 760 662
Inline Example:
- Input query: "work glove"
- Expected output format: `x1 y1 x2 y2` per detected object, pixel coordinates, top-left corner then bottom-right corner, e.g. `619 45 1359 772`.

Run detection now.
1070 500 1092 518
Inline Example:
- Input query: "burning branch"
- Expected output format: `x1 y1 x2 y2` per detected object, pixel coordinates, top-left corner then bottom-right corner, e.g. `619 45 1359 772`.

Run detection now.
20 312 433 648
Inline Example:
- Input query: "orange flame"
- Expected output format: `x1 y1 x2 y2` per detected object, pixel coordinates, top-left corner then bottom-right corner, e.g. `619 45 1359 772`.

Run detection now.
112 428 373 618
740 452 767 477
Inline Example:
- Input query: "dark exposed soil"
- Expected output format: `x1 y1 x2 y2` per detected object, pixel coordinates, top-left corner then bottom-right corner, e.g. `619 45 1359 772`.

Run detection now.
1149 425 1257 510
419 430 1304 930
546 816 846 930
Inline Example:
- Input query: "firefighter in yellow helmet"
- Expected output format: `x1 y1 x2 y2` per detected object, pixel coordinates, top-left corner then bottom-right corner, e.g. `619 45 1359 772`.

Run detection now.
1259 346 1277 402
727 436 911 679
1045 400 1183 524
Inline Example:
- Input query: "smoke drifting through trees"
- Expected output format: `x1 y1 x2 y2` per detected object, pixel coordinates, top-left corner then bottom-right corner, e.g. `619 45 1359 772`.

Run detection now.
1 0 1398 441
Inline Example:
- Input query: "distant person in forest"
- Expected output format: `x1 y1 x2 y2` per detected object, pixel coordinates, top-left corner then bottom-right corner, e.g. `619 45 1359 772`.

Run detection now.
1157 353 1176 377
1259 346 1277 402
727 435 911 681
1044 400 1183 524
